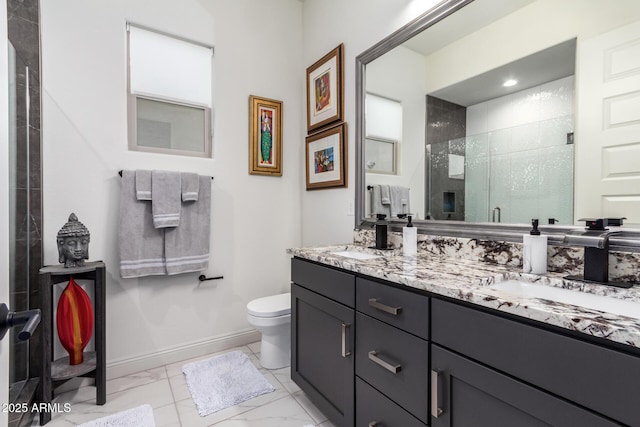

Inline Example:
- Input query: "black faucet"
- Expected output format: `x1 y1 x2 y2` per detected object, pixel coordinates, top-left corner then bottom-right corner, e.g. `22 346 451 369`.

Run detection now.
563 218 631 288
374 214 388 250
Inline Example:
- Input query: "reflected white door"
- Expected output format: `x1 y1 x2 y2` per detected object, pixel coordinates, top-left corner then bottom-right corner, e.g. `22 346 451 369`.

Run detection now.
575 19 640 225
1 1 11 425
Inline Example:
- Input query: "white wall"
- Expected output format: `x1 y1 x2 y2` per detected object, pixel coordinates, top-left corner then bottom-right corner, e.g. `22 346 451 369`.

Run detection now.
1 0 10 423
300 0 441 245
41 0 303 375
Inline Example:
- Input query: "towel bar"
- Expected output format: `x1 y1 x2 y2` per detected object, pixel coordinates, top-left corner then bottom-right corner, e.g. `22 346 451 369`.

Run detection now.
198 275 223 282
118 170 213 180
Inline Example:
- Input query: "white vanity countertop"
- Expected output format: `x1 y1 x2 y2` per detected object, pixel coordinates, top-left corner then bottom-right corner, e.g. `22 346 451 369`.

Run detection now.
288 245 640 349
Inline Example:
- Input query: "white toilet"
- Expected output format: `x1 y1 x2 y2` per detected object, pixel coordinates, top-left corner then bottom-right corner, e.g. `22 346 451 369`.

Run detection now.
246 292 291 369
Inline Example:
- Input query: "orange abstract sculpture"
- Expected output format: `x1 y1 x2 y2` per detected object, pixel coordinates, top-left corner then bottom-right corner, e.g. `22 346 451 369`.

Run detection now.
56 277 94 365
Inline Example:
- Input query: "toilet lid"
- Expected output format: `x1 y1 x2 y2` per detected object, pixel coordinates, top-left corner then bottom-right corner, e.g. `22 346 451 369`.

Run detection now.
247 292 291 317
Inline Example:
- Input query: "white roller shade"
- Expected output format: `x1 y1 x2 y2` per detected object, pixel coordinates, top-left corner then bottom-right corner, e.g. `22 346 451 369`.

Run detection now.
128 25 212 107
366 93 402 141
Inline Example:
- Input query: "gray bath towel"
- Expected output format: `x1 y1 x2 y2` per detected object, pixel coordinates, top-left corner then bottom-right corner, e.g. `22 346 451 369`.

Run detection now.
371 185 392 218
151 170 181 228
165 175 211 275
181 172 200 202
135 169 152 200
389 185 410 217
119 170 166 278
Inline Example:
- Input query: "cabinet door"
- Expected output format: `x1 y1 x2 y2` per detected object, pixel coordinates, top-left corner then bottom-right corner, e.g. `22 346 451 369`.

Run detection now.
291 284 355 427
430 345 620 427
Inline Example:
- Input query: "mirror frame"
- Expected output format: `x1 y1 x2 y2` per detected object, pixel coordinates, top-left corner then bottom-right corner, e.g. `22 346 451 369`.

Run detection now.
354 0 640 252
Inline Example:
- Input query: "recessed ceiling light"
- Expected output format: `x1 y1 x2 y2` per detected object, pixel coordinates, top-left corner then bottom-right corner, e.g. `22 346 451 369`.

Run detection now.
503 79 518 87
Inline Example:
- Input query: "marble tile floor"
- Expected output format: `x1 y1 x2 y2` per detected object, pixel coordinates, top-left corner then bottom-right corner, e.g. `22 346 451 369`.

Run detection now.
30 342 336 427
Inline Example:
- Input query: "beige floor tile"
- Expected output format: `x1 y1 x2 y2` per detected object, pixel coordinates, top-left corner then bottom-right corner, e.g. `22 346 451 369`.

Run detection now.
210 395 316 426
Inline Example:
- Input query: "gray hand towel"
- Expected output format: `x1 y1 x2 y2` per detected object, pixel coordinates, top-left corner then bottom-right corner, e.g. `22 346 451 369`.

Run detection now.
371 185 392 217
135 170 152 200
181 172 199 202
151 170 181 228
380 185 391 205
389 185 410 217
119 170 166 278
165 175 211 275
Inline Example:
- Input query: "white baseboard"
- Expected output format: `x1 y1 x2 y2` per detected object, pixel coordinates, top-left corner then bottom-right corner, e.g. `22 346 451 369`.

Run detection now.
106 328 261 380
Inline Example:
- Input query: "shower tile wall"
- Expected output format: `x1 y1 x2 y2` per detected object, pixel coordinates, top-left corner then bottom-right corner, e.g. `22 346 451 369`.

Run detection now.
7 0 42 385
426 96 466 220
465 76 574 225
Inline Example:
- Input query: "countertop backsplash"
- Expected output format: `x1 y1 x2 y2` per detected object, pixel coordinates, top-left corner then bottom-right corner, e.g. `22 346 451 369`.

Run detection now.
353 229 640 283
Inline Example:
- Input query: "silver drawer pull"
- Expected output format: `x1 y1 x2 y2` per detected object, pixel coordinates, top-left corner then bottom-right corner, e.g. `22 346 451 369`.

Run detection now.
368 350 401 373
431 369 444 418
341 323 351 357
369 422 379 427
368 298 402 315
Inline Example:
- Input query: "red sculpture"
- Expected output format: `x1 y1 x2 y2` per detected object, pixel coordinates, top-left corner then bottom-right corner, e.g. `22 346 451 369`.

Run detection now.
56 277 94 365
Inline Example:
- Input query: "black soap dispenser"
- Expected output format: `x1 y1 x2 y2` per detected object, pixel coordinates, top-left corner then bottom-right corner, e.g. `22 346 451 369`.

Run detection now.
374 214 388 250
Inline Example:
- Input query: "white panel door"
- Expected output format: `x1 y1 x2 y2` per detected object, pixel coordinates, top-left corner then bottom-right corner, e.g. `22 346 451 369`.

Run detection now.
575 19 640 225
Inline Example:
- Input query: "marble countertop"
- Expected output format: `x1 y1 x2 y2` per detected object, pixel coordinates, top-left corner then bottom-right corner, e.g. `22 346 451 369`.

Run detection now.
288 245 640 349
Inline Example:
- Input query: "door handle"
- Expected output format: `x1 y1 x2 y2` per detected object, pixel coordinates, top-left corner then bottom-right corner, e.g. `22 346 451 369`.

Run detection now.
341 323 351 357
368 298 402 315
0 303 41 341
368 350 401 373
431 369 444 418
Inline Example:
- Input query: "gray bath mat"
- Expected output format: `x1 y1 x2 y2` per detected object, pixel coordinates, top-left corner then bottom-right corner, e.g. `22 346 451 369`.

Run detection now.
182 350 275 416
78 404 155 427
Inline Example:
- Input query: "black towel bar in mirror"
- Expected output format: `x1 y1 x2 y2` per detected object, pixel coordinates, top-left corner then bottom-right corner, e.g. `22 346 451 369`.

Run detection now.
198 275 224 282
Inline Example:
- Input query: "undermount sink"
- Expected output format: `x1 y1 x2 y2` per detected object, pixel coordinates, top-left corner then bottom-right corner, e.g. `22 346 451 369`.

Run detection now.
331 250 382 260
490 280 640 320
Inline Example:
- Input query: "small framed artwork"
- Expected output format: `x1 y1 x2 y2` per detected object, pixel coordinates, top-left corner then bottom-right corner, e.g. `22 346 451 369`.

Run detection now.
306 123 348 190
249 95 283 176
306 44 344 133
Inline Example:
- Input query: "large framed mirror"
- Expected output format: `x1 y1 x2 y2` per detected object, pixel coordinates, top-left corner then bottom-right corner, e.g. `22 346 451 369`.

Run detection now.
355 0 640 249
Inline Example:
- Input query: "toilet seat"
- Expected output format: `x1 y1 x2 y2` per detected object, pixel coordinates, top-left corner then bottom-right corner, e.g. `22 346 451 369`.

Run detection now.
247 292 291 318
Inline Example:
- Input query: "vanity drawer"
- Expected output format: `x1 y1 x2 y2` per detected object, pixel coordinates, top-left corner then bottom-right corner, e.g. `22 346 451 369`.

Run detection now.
356 377 426 427
355 312 429 423
356 277 429 339
291 258 355 307
432 298 640 426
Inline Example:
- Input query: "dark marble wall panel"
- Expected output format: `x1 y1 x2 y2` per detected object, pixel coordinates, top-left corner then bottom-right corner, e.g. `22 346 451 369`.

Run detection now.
7 0 42 386
426 96 466 220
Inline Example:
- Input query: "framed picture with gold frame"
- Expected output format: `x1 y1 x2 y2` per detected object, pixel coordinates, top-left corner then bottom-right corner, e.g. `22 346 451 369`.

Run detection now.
249 95 283 176
306 44 344 133
306 123 347 190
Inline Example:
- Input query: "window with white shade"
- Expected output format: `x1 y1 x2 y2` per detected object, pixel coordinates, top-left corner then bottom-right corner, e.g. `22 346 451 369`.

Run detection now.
127 24 214 157
365 93 402 174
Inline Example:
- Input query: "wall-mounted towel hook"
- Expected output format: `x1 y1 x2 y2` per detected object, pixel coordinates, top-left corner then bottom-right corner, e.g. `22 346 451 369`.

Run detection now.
367 185 374 190
118 170 214 180
198 275 223 282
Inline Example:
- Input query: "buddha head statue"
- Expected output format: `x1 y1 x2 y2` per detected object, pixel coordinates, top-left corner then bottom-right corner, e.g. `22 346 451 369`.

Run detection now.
57 213 90 268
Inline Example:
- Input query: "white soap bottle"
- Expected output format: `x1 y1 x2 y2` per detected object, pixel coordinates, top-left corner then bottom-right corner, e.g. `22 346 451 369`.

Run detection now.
523 219 547 274
403 215 417 257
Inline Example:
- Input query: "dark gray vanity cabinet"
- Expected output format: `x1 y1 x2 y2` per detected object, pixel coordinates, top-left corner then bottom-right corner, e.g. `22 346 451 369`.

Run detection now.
291 259 355 427
431 299 638 427
355 277 430 426
430 345 619 427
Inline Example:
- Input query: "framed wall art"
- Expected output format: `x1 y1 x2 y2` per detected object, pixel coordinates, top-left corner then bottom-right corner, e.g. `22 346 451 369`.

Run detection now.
249 95 283 176
306 44 344 133
306 123 348 190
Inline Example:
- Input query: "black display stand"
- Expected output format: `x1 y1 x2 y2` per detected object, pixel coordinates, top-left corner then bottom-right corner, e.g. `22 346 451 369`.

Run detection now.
38 262 106 425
